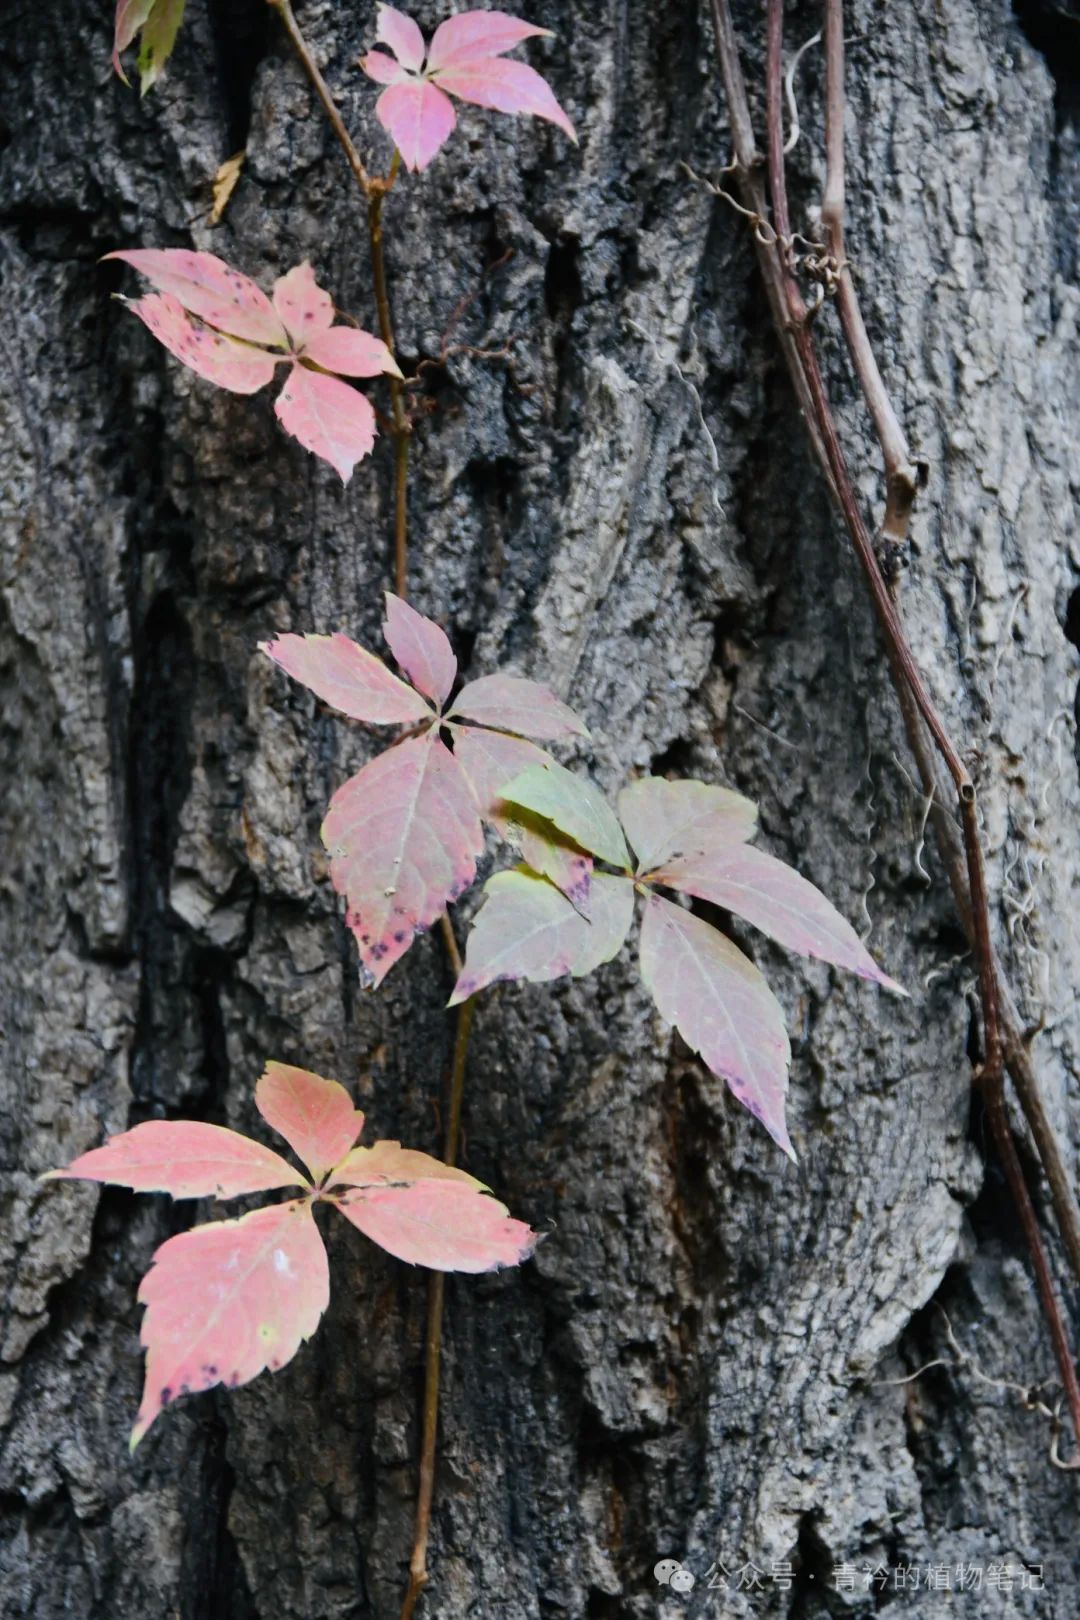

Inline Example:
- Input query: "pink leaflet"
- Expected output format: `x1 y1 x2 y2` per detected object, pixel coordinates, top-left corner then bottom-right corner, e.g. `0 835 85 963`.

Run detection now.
105 249 287 347
255 1062 365 1183
655 843 904 993
272 262 334 349
261 631 432 726
337 1181 537 1272
376 4 426 72
322 733 484 988
131 1200 329 1447
302 327 401 378
376 80 457 172
125 292 279 395
274 364 378 482
113 0 154 79
447 673 589 740
617 776 757 875
44 1119 306 1199
427 11 553 72
362 48 407 86
638 892 794 1160
383 593 457 707
328 1139 485 1192
435 58 576 142
449 869 634 1005
451 725 593 912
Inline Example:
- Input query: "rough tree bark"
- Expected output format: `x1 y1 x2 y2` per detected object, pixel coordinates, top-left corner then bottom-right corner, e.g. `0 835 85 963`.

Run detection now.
1 1 1077 1616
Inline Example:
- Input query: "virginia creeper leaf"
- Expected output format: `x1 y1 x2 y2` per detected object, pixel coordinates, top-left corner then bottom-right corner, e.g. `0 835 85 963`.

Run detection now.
130 1200 329 1446
639 892 794 1160
124 292 279 394
360 6 574 172
617 776 757 874
447 673 589 740
274 365 378 484
655 843 905 992
135 0 185 95
105 249 287 347
303 327 401 378
261 631 432 726
255 1063 365 1183
337 1181 538 1272
451 725 593 911
322 733 484 988
449 869 634 1005
383 592 457 707
44 1120 307 1199
499 760 631 869
328 1139 485 1191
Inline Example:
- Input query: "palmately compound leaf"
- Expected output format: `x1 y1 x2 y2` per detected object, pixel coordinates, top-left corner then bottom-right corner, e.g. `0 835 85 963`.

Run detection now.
447 673 589 741
107 251 398 480
500 760 631 869
261 631 432 725
43 1120 307 1199
130 1200 329 1447
383 593 457 708
113 0 185 94
449 868 635 1005
255 1063 365 1183
360 5 575 173
617 775 757 874
639 892 795 1160
337 1181 537 1272
322 732 485 987
451 724 593 911
655 843 904 992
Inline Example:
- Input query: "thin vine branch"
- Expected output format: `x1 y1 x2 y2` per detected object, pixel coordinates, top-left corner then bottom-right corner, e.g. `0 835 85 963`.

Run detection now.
706 0 1079 1462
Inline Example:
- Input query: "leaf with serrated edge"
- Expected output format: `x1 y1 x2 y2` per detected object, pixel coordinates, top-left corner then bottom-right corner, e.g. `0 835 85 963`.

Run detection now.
328 1139 485 1191
105 249 287 347
383 593 457 707
427 11 553 72
303 327 401 378
449 869 634 1005
434 58 576 142
255 1063 364 1183
136 0 184 94
500 760 630 869
618 776 757 874
451 725 592 913
448 673 588 740
44 1120 306 1199
130 1200 328 1447
375 79 457 172
639 892 794 1159
323 733 484 988
261 631 432 726
337 1181 537 1272
376 3 425 71
272 262 334 349
125 292 278 395
655 843 905 992
274 365 378 482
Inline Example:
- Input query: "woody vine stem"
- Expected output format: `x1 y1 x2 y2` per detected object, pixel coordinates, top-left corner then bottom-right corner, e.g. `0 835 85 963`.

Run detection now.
268 0 482 1604
708 0 1080 1459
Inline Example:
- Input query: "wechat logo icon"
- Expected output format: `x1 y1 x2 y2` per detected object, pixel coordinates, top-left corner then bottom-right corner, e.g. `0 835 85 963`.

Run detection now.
655 1557 695 1593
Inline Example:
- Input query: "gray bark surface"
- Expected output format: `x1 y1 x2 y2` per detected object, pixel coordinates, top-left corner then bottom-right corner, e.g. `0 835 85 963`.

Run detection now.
1 1 1078 1615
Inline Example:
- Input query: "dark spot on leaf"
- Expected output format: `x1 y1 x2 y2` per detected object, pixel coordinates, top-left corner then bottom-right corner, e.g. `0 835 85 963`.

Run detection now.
160 1387 173 1406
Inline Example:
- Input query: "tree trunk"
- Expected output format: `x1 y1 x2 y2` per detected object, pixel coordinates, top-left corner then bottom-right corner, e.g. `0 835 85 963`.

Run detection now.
2 1 1078 1615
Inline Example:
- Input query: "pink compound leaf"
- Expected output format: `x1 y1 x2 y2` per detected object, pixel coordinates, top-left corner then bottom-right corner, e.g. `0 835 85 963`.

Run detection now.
383 593 457 708
130 1200 329 1447
271 262 335 348
449 868 635 1005
337 1180 538 1272
123 293 280 395
638 892 795 1160
322 732 484 988
376 3 426 72
261 631 432 726
105 249 288 347
375 79 457 172
43 1120 307 1200
434 58 576 142
302 327 402 378
447 673 589 741
617 776 758 875
328 1139 486 1192
654 843 905 993
427 11 553 72
255 1062 365 1183
451 725 593 912
274 364 378 483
